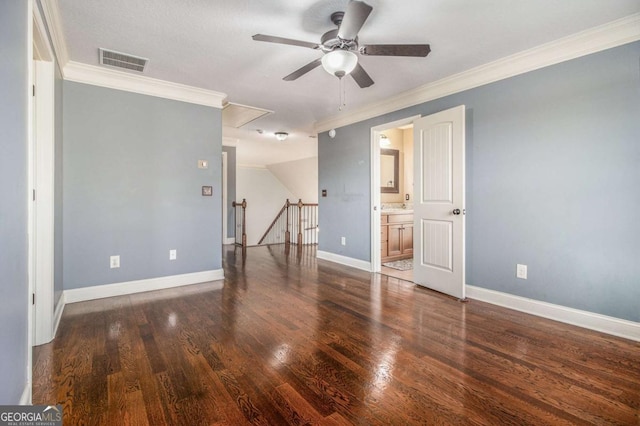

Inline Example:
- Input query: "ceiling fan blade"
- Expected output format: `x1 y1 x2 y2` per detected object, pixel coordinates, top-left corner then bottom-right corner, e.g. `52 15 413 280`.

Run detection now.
252 34 319 50
283 58 323 81
350 63 374 88
360 44 431 57
337 1 373 41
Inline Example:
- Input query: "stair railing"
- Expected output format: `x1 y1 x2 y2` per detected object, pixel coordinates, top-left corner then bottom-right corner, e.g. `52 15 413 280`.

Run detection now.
258 199 318 247
232 199 247 247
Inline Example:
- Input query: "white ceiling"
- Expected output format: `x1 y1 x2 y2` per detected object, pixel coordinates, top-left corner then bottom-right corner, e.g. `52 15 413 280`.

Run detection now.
57 0 639 164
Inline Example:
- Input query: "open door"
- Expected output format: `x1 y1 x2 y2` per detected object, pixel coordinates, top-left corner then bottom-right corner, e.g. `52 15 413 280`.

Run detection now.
413 105 465 299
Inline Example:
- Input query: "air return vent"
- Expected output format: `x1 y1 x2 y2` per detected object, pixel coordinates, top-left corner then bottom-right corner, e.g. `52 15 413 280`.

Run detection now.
99 48 148 72
222 103 272 128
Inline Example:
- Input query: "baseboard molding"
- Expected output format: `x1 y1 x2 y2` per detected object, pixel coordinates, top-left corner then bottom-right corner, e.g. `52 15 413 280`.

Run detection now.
64 269 225 304
224 237 236 245
19 382 31 405
466 285 640 342
317 250 372 272
52 293 65 339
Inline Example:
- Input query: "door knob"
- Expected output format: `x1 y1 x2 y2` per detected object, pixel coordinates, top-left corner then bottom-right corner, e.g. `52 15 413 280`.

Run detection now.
452 209 461 215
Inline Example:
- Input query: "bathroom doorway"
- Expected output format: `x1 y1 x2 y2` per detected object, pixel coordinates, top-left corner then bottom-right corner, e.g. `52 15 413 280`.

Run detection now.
370 115 419 282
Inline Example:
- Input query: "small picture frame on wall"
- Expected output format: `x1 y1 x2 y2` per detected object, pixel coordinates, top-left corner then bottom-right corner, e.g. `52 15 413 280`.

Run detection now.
202 186 212 196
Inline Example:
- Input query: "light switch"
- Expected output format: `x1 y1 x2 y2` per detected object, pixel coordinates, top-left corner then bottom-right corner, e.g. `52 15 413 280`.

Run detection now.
198 160 209 169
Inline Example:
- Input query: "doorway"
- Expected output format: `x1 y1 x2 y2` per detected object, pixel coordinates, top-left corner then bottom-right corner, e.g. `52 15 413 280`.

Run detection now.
371 106 466 300
370 115 420 280
379 125 415 281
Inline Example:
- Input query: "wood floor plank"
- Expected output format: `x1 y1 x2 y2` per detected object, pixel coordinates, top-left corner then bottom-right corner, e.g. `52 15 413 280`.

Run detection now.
33 245 640 425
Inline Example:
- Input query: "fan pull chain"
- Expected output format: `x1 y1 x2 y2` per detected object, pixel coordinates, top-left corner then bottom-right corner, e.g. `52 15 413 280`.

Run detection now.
338 77 346 111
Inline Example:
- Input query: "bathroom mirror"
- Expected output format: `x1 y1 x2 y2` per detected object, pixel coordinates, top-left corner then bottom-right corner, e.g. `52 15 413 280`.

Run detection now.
380 148 399 193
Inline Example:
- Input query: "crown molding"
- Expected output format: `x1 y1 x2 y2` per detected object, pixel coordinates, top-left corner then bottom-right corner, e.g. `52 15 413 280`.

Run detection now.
315 13 640 133
64 61 227 108
38 0 69 69
238 163 268 169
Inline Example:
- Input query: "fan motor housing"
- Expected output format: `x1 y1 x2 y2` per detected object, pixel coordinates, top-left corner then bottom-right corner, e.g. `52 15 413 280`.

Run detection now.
321 28 358 52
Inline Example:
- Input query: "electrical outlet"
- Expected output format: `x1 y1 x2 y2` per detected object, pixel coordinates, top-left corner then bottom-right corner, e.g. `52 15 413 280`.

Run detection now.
169 249 177 260
110 255 120 269
516 264 527 279
341 237 346 246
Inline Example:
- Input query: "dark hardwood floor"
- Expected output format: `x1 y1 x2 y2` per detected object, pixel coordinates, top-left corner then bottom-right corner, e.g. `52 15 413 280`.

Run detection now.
33 244 640 425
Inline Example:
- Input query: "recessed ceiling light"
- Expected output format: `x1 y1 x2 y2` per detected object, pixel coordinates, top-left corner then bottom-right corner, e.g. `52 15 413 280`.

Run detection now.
274 132 289 141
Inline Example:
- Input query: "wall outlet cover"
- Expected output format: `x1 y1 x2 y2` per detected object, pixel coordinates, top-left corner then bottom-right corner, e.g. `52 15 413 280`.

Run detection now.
516 264 528 279
110 255 120 269
202 186 212 196
169 249 177 260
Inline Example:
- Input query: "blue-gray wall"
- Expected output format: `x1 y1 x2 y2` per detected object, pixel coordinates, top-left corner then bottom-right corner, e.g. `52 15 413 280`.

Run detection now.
319 41 640 322
222 145 236 239
0 0 29 403
63 81 223 289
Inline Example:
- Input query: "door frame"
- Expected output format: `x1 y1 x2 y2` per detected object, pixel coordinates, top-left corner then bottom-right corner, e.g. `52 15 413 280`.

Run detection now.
28 1 57 404
222 151 228 244
370 115 421 272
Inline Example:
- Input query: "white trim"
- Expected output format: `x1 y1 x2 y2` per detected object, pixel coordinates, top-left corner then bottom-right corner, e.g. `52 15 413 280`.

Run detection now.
64 270 225 304
222 152 228 246
52 293 65 339
38 0 69 69
33 59 56 346
222 136 239 147
317 250 372 272
63 61 227 108
224 237 236 245
26 0 35 407
467 285 640 342
19 383 32 405
237 163 268 169
315 13 640 133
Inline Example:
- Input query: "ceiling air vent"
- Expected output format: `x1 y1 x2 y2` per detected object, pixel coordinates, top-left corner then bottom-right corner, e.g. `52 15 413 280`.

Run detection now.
99 48 148 72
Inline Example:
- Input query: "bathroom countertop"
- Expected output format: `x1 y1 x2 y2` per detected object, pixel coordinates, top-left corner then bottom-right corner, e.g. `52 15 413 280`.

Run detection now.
381 209 413 214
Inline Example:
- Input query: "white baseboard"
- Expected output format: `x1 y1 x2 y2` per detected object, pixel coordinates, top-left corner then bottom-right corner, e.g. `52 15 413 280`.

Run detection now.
317 250 372 272
19 382 31 405
64 269 225 304
224 237 236 245
52 293 65 338
466 285 640 342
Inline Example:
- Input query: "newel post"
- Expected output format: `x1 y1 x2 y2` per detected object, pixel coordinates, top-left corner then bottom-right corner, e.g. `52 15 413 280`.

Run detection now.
297 199 303 249
285 199 291 245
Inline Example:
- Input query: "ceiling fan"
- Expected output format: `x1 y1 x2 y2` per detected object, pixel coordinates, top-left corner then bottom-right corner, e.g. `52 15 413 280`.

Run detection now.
252 0 431 88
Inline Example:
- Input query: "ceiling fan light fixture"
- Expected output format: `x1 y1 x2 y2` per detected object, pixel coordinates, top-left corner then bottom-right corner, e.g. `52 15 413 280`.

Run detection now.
274 132 289 141
321 50 358 77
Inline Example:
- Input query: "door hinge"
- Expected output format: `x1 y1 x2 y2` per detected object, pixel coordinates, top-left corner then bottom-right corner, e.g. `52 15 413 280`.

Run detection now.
33 189 36 201
32 85 35 97
32 293 35 305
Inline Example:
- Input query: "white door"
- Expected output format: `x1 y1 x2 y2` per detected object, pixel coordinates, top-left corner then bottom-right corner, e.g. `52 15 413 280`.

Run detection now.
413 105 465 299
